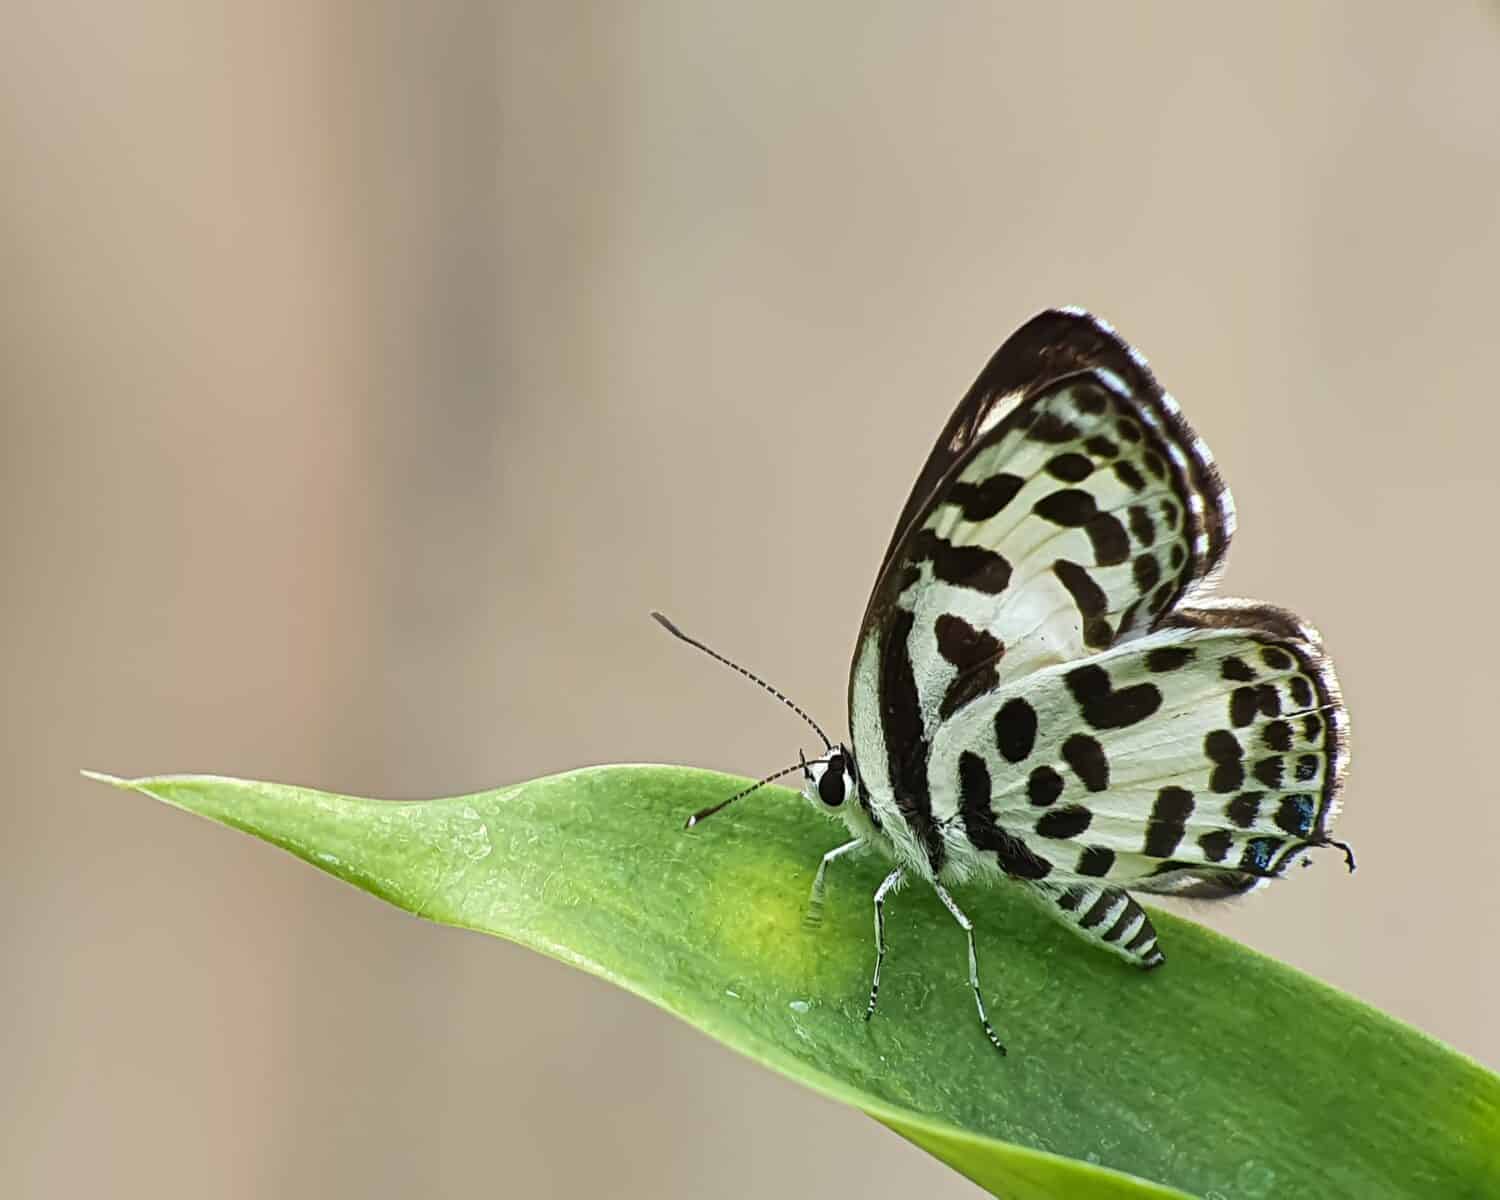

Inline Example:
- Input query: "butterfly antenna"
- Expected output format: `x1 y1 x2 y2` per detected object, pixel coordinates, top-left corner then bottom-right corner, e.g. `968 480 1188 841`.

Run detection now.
650 611 833 751
685 761 807 829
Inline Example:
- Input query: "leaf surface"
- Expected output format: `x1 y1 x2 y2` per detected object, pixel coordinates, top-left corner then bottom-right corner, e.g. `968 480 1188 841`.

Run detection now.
89 766 1500 1199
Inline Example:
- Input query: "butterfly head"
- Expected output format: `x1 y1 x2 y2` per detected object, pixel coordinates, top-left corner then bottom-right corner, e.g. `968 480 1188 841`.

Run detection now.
800 745 858 813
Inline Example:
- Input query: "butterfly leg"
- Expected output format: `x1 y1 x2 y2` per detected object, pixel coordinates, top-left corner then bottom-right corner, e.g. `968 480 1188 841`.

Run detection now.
804 838 863 930
932 883 1007 1055
864 867 905 1022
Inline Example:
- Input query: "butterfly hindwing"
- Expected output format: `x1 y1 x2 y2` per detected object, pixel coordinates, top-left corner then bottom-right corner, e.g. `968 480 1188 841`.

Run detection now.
923 606 1347 892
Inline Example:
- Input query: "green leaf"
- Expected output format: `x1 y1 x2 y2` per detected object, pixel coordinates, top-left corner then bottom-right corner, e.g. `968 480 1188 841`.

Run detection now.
88 766 1499 1198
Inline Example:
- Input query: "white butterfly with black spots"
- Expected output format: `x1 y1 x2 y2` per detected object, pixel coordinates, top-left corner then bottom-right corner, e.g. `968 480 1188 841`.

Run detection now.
656 308 1352 1054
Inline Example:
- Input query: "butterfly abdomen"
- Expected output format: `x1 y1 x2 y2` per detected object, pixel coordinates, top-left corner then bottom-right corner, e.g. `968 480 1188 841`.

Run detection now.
1037 883 1166 968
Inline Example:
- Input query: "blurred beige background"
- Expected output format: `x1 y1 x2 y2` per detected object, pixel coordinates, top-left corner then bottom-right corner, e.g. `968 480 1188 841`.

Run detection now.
5 4 1498 1197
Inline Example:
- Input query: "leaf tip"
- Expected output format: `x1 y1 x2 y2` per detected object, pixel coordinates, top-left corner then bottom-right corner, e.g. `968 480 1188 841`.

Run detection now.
80 769 128 788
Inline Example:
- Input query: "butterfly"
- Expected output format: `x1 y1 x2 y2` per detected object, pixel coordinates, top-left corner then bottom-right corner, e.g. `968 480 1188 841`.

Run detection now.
655 308 1353 1054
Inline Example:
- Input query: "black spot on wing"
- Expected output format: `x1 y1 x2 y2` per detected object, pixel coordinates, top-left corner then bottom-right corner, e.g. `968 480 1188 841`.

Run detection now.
1027 765 1063 806
1221 655 1256 683
933 612 1005 720
1087 514 1131 566
1290 676 1314 708
1199 830 1232 862
1227 792 1263 828
1257 684 1282 718
1113 460 1147 492
1229 687 1258 728
934 614 1001 669
1028 412 1082 443
1275 794 1315 836
1262 646 1293 670
1064 663 1163 730
958 750 991 826
882 609 944 872
1034 489 1097 527
1205 729 1244 793
995 697 1037 763
1143 786 1194 857
1074 383 1110 414
948 472 1025 521
1153 786 1195 824
1145 646 1194 672
1053 560 1113 649
1132 553 1160 593
1085 435 1118 459
1036 805 1092 839
1240 836 1283 872
1047 453 1094 482
912 530 1012 594
959 752 1052 880
1295 753 1319 782
1128 504 1156 546
1262 720 1292 751
1062 733 1109 791
1077 845 1116 877
1253 756 1285 789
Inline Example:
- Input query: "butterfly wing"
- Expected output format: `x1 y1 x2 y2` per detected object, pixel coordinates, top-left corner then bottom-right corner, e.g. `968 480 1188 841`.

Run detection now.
925 602 1349 897
848 310 1239 872
860 308 1234 643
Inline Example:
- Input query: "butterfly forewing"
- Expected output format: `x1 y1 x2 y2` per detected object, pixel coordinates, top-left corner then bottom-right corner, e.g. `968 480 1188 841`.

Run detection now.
904 369 1213 707
860 308 1233 643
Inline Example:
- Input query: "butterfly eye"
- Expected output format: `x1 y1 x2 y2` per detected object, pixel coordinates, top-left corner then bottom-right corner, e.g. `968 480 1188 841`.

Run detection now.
817 756 846 807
